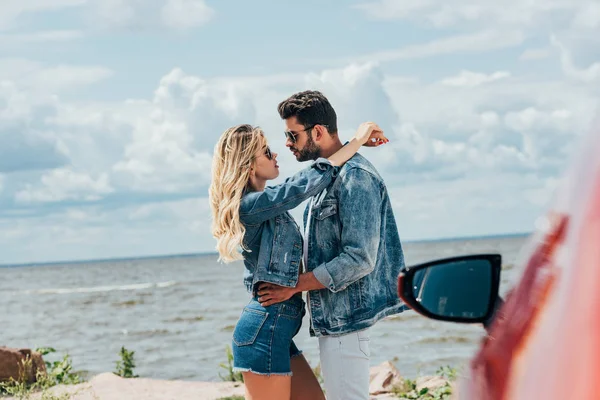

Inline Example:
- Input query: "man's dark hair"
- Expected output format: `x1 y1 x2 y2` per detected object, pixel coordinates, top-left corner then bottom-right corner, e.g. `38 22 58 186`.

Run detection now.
277 90 338 135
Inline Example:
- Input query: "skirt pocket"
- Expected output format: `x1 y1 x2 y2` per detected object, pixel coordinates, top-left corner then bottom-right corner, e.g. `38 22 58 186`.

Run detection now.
233 308 268 346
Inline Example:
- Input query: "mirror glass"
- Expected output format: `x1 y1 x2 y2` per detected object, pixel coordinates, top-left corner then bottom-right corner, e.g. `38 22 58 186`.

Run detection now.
411 259 493 320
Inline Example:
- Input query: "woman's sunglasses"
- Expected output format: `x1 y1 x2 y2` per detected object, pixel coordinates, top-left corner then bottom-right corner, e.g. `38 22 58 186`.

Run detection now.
264 146 273 160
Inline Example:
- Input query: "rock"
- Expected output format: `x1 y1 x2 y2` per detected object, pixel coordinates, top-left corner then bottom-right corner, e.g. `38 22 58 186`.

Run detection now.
0 347 47 384
89 373 246 400
369 361 405 395
370 395 400 400
415 375 450 392
5 373 246 400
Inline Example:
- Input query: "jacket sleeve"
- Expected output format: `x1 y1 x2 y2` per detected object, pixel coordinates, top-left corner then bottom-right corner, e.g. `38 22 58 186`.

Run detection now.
312 168 382 292
239 158 338 225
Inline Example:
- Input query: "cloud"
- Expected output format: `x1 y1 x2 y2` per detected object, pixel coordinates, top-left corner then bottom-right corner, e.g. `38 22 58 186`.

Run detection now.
0 30 84 47
0 81 69 173
27 65 114 91
110 67 257 193
504 107 573 133
87 0 215 31
0 197 212 264
0 130 69 173
305 63 398 131
0 0 214 37
15 168 114 203
0 66 260 204
378 66 598 185
111 110 214 193
387 173 551 241
519 48 552 61
353 30 525 64
0 63 113 175
0 59 114 92
0 0 85 31
161 0 215 29
441 70 511 87
354 0 595 32
1 55 597 263
551 36 600 83
283 63 590 187
572 1 600 30
354 0 432 21
6 60 593 205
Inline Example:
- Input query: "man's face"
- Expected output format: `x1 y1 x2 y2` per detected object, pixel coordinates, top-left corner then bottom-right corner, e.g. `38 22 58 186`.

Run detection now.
284 116 321 162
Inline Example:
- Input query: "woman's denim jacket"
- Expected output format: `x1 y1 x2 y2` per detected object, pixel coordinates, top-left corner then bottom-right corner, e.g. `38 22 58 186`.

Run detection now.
239 158 338 295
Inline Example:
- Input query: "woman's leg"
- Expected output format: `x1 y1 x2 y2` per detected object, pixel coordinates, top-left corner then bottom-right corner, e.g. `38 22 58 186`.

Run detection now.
243 372 291 400
290 355 326 400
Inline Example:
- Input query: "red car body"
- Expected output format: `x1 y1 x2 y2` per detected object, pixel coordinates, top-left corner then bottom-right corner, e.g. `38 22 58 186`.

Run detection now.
400 126 600 400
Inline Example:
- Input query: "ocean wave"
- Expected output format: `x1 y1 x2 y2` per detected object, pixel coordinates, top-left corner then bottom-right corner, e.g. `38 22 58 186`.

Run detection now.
16 281 178 295
417 335 474 344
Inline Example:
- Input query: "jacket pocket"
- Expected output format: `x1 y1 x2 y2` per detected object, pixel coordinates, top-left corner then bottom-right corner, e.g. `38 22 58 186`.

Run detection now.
233 308 268 346
349 278 367 310
313 201 340 250
314 201 337 220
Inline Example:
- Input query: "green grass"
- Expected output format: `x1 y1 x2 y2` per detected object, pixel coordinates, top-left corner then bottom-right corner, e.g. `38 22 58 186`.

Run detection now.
390 365 458 399
114 347 138 378
218 346 243 383
1 346 139 400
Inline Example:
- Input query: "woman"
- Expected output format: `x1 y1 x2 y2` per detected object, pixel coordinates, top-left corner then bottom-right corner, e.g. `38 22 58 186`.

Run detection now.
209 122 386 400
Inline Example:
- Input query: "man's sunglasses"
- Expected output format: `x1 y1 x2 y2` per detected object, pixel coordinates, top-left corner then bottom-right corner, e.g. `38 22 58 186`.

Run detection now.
284 124 328 143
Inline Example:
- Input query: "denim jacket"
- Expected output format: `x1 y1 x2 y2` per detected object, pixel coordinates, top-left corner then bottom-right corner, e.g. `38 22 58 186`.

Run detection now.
304 153 406 336
239 158 339 294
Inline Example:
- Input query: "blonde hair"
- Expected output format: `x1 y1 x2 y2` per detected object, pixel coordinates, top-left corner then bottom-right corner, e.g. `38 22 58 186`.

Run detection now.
209 124 266 262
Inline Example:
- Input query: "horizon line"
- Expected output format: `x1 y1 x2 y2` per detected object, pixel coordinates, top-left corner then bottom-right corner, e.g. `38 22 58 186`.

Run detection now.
0 231 532 268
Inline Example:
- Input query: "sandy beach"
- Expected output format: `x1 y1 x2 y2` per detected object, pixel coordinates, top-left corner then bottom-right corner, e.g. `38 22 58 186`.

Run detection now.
3 361 453 400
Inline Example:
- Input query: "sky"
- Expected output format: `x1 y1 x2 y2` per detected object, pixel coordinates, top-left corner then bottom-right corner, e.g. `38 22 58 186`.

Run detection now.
1 0 599 265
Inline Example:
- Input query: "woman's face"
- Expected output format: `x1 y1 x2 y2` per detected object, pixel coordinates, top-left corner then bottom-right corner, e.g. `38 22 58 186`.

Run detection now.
253 144 279 181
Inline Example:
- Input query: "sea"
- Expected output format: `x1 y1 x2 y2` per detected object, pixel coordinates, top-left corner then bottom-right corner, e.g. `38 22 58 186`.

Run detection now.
1 234 528 381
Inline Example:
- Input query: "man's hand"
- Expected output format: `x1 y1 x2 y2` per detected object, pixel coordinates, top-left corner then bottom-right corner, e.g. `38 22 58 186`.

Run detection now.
257 283 297 307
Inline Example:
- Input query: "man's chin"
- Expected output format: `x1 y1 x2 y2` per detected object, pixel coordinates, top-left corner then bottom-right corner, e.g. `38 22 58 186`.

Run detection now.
293 151 316 162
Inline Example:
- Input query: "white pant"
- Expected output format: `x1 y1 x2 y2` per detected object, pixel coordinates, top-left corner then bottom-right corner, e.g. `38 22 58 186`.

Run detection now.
318 329 370 400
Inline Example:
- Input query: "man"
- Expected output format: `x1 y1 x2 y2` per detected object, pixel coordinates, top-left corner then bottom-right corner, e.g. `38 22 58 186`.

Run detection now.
258 90 406 400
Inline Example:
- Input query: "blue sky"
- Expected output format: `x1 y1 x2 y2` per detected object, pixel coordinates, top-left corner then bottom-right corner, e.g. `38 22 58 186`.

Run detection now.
1 0 599 264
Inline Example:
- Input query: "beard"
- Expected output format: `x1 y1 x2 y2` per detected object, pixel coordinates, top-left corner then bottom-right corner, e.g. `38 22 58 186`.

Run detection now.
295 133 321 162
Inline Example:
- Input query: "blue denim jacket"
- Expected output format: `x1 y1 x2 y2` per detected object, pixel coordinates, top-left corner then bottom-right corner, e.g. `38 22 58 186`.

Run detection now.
304 153 406 336
239 159 338 294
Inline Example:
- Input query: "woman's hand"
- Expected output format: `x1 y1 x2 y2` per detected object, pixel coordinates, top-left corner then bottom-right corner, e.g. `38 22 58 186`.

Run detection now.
353 122 389 147
327 121 389 167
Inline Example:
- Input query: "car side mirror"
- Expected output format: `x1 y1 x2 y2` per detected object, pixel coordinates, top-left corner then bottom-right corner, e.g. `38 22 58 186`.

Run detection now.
398 254 502 324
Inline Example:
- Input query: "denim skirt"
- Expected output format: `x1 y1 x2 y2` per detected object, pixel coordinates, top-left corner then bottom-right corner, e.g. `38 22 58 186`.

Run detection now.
232 294 305 376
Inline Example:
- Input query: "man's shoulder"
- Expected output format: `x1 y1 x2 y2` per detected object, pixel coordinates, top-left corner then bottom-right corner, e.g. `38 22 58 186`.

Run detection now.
340 153 383 182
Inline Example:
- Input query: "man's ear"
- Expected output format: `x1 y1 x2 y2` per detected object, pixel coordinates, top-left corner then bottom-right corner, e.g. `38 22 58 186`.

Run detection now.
314 125 327 142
